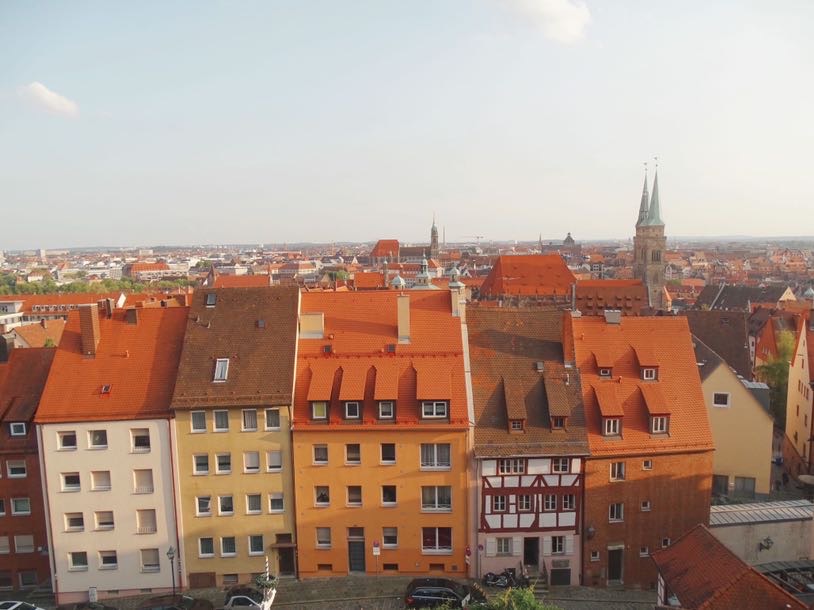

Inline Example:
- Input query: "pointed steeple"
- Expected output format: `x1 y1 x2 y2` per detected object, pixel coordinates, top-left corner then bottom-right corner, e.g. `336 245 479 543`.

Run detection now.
636 166 649 227
646 170 664 226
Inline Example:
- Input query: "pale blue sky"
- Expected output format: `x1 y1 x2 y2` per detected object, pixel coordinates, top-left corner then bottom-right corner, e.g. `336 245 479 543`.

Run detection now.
1 1 812 249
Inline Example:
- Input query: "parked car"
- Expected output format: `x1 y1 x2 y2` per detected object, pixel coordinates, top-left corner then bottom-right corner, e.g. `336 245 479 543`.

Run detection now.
0 602 46 610
136 595 213 610
57 603 118 610
223 586 263 610
404 578 487 608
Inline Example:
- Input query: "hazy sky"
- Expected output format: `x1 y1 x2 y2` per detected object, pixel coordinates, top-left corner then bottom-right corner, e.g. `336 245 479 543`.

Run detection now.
2 1 812 250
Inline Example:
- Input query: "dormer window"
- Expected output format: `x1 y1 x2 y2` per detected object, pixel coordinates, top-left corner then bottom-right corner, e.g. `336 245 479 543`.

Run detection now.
344 401 361 419
205 293 217 307
421 401 448 419
10 422 27 436
311 402 328 420
510 419 524 432
551 416 566 430
603 417 621 436
213 358 229 382
378 401 395 419
599 368 612 378
651 415 669 434
642 368 658 381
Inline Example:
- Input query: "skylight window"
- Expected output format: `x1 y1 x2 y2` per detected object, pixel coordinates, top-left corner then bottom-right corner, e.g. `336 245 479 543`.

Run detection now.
213 358 229 382
205 293 217 307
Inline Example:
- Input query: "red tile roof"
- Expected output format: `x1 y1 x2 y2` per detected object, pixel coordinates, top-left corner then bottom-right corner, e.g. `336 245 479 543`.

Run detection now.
0 348 55 450
479 255 576 297
570 315 713 455
212 274 271 288
370 239 400 259
130 262 170 272
574 279 648 315
36 307 188 423
651 524 807 610
11 319 66 347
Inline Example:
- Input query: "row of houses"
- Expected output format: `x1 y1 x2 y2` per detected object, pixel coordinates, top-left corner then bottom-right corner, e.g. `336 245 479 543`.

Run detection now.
1 284 718 602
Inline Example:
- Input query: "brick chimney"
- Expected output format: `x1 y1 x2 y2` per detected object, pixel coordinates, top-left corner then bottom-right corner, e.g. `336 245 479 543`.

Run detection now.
79 303 101 356
397 294 410 344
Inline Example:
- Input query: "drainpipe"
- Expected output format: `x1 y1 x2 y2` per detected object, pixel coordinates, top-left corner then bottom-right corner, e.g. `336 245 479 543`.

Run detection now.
167 416 184 590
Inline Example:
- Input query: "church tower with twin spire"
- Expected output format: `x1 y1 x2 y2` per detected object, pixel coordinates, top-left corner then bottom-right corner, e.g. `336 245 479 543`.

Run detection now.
633 167 667 309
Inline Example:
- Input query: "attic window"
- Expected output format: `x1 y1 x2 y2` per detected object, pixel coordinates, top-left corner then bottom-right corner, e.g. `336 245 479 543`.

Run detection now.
510 420 524 432
10 422 27 436
551 416 565 430
213 358 230 382
642 368 658 381
603 417 621 436
651 415 669 435
257 320 266 329
205 293 217 307
345 402 361 419
599 368 612 378
101 384 112 395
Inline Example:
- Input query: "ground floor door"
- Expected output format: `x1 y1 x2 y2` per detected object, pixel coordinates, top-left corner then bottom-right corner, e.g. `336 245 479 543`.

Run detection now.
523 537 539 567
278 548 295 575
608 548 623 583
348 541 366 572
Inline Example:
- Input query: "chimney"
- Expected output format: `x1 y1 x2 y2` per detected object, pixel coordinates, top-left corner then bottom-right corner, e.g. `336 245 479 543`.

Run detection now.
603 310 622 325
40 319 47 329
397 294 411 344
79 303 101 356
125 308 139 325
299 312 324 339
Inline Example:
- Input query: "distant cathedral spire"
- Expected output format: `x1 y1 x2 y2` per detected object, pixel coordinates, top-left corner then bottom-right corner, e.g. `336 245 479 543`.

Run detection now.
430 215 439 258
646 168 664 226
636 163 649 227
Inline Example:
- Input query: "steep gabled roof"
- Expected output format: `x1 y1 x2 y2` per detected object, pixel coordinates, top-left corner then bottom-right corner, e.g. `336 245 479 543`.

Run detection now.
370 239 400 259
696 284 793 311
36 307 187 423
11 319 66 347
0 348 55 450
172 287 299 408
479 255 576 298
212 274 271 288
683 310 752 379
574 279 648 316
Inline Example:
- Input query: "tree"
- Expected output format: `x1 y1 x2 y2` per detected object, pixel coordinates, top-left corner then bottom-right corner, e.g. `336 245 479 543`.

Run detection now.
756 329 795 428
473 587 563 610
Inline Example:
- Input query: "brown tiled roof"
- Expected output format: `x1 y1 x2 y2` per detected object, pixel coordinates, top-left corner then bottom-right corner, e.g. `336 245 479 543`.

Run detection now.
171 287 299 408
695 284 791 311
467 308 589 457
212 274 271 288
651 524 807 610
574 279 648 315
36 308 187 423
0 348 55 451
479 255 576 297
683 310 752 379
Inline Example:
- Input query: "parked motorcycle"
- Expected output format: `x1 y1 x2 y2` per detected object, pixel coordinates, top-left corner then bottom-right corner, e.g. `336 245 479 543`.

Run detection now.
482 569 530 588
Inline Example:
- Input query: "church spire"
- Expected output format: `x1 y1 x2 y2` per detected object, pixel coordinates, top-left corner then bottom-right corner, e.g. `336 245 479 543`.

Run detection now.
636 163 649 227
646 168 664 226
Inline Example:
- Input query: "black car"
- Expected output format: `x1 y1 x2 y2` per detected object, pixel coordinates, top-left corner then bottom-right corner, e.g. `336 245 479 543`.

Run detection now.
136 595 213 610
404 578 487 608
57 604 118 610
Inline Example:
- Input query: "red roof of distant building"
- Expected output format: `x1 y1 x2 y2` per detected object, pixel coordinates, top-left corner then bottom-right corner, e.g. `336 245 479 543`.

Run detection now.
212 274 271 288
370 239 400 259
574 279 648 315
480 254 576 297
130 262 170 272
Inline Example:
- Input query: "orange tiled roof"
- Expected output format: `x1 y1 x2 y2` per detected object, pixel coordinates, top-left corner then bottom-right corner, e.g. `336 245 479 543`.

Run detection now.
36 307 188 423
352 272 386 290
130 262 170 272
370 239 400 258
479 254 576 297
295 290 467 429
12 319 66 347
570 315 713 455
212 274 271 288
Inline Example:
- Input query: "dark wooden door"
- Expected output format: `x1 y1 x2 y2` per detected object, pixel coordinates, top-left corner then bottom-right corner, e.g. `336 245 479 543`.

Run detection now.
278 548 295 575
348 541 366 572
608 549 623 582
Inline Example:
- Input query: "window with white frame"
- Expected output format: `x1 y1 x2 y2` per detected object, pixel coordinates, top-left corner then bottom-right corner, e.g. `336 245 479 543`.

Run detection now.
58 431 77 450
213 358 229 382
642 368 657 380
0 499 5 516
544 494 556 511
133 469 154 493
95 511 114 530
205 292 217 307
89 429 108 449
14 534 34 553
604 418 620 436
641 500 652 512
639 546 649 557
345 444 361 464
315 486 330 506
421 527 452 553
136 509 157 534
246 494 262 514
312 402 328 420
518 495 532 511
199 537 214 557
243 451 259 473
492 495 507 512
420 443 451 469
265 408 280 429
421 401 448 418
196 496 212 516
313 444 328 464
10 422 27 436
599 368 612 378
69 551 88 571
498 458 525 474
131 428 150 452
713 393 730 407
380 443 396 464
551 416 565 429
643 459 653 470
552 457 570 473
562 494 576 510
497 538 512 555
590 550 600 561
248 534 264 556
269 492 284 513
0 536 8 554
216 453 232 474
551 536 565 555
140 548 160 573
378 401 395 419
316 527 331 548
662 537 671 548
61 472 81 492
65 512 84 531
651 415 668 434
213 410 229 431
382 485 397 506
218 495 234 515
193 454 209 474
241 409 257 431
191 411 206 432
91 470 111 491
610 462 625 481
609 502 624 522
347 486 362 506
510 419 523 431
344 402 360 419
266 450 282 472
421 486 452 511
383 527 398 548
6 460 26 478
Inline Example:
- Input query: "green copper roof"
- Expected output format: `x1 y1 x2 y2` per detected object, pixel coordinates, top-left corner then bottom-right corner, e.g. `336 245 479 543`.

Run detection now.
645 170 664 226
636 173 649 227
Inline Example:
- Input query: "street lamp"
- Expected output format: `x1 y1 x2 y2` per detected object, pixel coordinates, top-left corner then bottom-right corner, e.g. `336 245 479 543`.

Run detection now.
166 546 176 596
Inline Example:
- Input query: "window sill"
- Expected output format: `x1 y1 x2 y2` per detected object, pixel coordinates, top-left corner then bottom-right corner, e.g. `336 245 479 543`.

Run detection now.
68 567 89 572
421 508 452 513
99 565 118 570
420 466 451 472
421 549 453 555
381 503 397 508
266 468 282 473
265 427 282 432
380 461 396 466
89 446 108 451
141 567 160 573
315 503 330 508
193 472 209 476
196 514 212 518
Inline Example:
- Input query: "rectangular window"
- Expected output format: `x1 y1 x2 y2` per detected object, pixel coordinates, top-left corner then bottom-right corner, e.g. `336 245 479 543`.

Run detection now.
379 401 395 419
242 409 258 431
133 469 154 494
562 494 576 510
641 500 652 512
642 368 657 380
422 527 452 553
315 486 330 506
213 358 230 382
510 419 523 431
140 549 160 573
266 450 282 472
136 509 157 534
643 459 653 470
347 486 362 506
62 472 81 492
219 495 234 515
265 408 280 429
712 474 729 496
316 527 331 548
420 443 451 469
14 535 34 553
551 536 565 555
551 416 565 429
421 486 452 511
519 495 532 511
590 550 600 562
0 499 4 516
6 460 26 478
640 546 649 557
246 494 262 514
193 454 209 474
651 416 668 434
0 537 8 554
243 451 260 473
609 503 624 522
216 453 232 474
95 511 114 530
249 534 264 556
58 431 77 450
383 527 398 548
213 410 229 431
196 496 212 516
380 485 397 506
493 495 507 512
205 292 217 307
552 457 569 473
345 444 361 464
497 538 512 555
199 537 214 557
345 401 360 419
662 538 671 548
313 444 328 464
89 429 108 448
69 551 89 571
91 470 111 491
9 422 27 436
734 476 756 498
11 497 31 515
713 392 730 407
381 443 396 464
604 418 620 436
65 512 84 531
269 492 284 513
610 462 625 481
499 458 525 474
312 402 328 420
131 428 151 452
421 401 448 418
544 494 556 511
191 411 206 432
599 368 612 378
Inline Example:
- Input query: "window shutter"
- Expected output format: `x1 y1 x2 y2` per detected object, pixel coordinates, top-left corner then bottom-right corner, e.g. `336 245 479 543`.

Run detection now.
512 536 522 557
486 538 497 557
565 535 574 555
542 536 552 556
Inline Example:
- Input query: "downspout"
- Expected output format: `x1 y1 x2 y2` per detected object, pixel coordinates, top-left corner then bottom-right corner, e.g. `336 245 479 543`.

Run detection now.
37 424 59 602
288 288 302 578
167 416 184 590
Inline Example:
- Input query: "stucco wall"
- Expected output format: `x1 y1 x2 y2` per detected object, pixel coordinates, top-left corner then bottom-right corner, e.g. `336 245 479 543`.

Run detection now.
711 519 812 565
